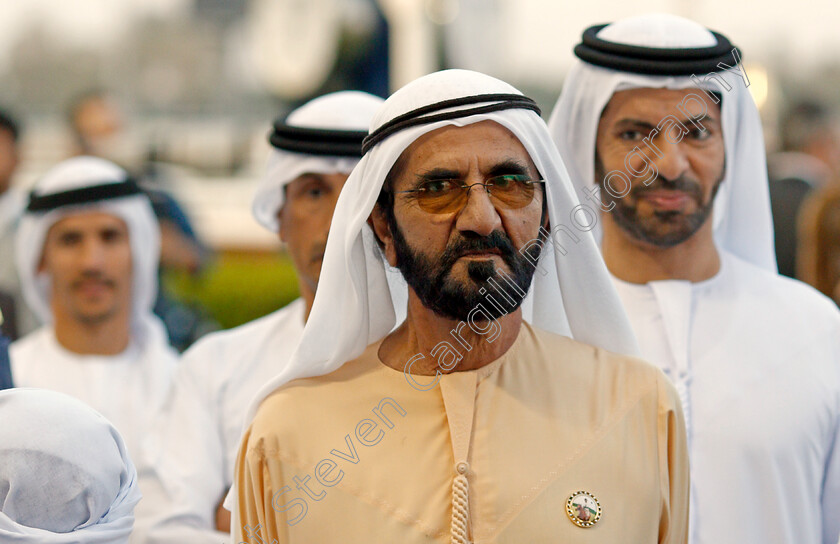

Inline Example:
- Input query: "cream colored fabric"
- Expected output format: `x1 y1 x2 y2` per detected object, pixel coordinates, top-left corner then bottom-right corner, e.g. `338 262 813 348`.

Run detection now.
234 323 688 543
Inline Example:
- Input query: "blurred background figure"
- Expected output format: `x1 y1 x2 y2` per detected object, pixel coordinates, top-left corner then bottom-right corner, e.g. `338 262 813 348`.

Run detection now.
798 183 840 306
0 310 11 390
134 90 382 544
0 107 37 340
768 100 840 278
0 388 141 543
9 157 178 463
67 89 217 351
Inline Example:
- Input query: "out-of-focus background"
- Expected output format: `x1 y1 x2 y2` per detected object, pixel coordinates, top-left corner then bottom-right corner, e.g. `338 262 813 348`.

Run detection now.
1 0 839 346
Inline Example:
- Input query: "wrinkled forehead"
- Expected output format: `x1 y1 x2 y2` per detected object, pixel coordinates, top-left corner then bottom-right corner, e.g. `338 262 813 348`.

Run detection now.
392 120 536 182
600 86 722 122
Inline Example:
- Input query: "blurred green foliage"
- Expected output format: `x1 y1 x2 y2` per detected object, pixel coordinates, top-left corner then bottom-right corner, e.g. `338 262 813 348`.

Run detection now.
163 250 300 329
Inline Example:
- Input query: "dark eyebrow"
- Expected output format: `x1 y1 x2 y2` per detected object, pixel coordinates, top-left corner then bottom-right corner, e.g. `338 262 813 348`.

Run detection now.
295 173 328 183
616 116 719 132
487 159 530 178
614 118 658 132
411 168 461 189
684 115 718 127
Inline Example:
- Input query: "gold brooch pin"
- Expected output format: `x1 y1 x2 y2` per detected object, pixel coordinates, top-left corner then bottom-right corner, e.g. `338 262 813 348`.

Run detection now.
566 490 601 528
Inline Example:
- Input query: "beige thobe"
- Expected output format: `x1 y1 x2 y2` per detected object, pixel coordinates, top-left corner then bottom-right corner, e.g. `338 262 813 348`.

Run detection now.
234 322 688 543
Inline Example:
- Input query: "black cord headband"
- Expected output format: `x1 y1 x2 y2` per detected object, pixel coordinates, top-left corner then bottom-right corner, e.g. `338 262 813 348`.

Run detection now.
574 23 740 76
26 178 142 213
361 93 541 155
269 121 368 158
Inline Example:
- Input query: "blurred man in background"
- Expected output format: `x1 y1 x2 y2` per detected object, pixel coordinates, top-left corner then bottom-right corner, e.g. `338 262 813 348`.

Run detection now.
68 90 215 351
768 100 840 277
0 107 36 339
550 13 840 544
133 91 383 544
9 156 178 462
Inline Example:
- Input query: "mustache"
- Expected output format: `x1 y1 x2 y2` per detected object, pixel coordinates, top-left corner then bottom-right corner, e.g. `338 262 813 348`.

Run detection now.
71 271 116 289
633 175 703 200
438 231 517 271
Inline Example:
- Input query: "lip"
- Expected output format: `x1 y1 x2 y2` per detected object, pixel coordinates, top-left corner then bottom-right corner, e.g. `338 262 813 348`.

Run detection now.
640 191 692 211
458 249 502 259
75 281 112 296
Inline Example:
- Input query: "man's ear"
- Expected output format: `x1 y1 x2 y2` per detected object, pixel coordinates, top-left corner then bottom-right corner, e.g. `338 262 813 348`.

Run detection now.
368 204 398 267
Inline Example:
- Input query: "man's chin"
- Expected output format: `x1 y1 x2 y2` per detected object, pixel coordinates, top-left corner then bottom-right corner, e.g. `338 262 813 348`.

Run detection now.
449 258 509 281
72 306 119 325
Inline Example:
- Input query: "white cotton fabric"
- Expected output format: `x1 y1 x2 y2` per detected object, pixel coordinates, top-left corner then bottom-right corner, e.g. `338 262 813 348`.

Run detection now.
548 14 840 544
242 68 640 428
0 388 141 543
134 92 383 542
133 299 305 544
252 91 385 232
612 251 840 544
9 156 177 463
548 13 777 272
14 156 161 332
9 320 176 463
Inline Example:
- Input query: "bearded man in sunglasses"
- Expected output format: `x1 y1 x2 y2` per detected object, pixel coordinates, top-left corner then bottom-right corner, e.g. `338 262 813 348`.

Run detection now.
232 70 689 543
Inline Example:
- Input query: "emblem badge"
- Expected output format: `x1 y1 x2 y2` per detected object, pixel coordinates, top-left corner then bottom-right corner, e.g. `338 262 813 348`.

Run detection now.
566 490 601 528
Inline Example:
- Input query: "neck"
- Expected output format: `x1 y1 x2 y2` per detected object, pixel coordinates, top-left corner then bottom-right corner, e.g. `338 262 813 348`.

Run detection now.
602 215 721 283
52 313 131 356
379 290 522 376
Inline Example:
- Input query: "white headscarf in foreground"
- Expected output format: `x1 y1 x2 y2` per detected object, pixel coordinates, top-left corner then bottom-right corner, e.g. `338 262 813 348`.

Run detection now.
548 13 776 272
243 69 639 424
15 156 162 339
252 91 385 232
0 388 141 543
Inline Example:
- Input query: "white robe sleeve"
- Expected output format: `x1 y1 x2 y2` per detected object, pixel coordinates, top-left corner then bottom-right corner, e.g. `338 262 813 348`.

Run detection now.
132 345 231 544
822 330 840 544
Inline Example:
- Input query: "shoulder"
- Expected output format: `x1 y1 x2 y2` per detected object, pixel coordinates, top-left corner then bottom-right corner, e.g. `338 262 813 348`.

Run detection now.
180 300 305 373
246 345 385 452
135 315 180 366
725 253 840 325
518 323 673 408
9 327 51 359
525 323 665 387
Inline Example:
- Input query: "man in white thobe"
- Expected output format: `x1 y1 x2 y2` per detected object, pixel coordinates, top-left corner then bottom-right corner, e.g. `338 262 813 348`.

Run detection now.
9 156 178 463
132 91 384 543
549 13 840 544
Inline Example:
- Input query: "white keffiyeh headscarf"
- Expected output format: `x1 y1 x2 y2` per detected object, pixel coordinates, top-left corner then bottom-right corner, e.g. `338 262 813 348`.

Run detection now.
548 13 776 272
0 388 141 543
242 68 640 426
14 156 164 343
252 91 385 232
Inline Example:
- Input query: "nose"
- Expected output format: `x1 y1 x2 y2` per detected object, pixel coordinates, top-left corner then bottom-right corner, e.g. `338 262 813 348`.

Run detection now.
654 142 690 182
455 182 503 237
79 237 107 270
